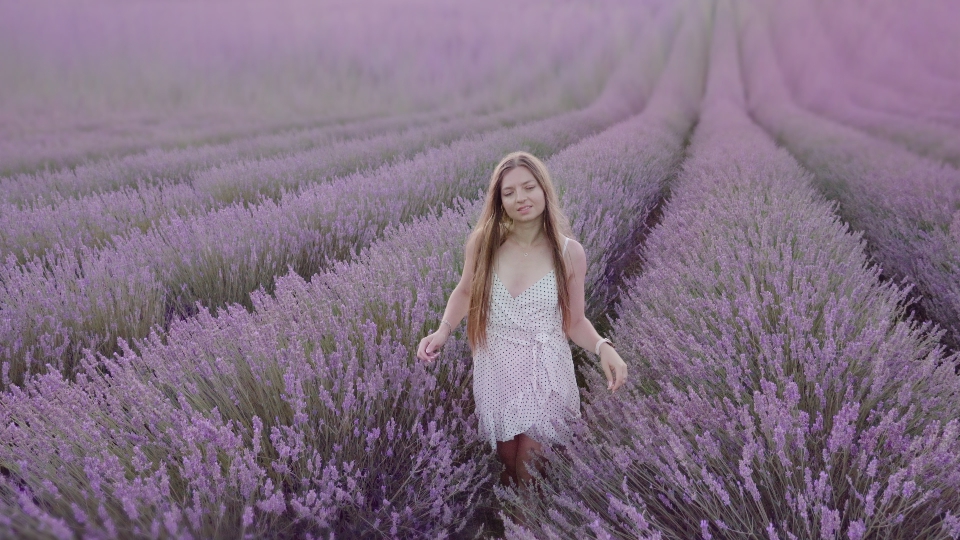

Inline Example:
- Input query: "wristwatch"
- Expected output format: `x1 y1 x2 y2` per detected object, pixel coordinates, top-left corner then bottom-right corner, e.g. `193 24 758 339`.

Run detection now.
595 337 614 356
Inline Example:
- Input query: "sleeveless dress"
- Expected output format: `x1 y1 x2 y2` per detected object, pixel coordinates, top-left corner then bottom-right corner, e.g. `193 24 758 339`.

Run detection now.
473 236 582 450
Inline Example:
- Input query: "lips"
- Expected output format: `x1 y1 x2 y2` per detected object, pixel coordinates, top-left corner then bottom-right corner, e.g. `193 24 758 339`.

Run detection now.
518 205 532 212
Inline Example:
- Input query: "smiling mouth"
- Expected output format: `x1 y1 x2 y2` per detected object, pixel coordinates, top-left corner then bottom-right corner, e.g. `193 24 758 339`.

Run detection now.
518 205 532 212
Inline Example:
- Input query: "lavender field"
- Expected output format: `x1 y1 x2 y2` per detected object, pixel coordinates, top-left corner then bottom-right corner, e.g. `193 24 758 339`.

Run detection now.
1 0 959 538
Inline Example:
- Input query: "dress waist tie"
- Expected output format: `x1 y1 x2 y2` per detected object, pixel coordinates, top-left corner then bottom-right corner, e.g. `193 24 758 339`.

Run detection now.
499 331 566 397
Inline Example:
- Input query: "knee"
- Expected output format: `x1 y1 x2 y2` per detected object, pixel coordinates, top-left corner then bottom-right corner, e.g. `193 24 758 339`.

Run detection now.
516 434 542 458
497 442 518 470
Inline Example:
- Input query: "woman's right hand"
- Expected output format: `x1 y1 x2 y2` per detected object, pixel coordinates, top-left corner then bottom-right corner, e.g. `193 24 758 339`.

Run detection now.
417 330 449 363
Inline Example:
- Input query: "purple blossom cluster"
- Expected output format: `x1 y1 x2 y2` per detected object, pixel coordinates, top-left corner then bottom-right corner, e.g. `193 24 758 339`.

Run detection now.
738 0 960 352
1 205 492 538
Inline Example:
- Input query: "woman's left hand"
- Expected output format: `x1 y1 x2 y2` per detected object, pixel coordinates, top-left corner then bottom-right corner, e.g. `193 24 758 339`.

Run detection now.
599 345 628 393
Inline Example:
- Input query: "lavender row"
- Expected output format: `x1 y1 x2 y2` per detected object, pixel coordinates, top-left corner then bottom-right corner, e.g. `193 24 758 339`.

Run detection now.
548 0 708 322
0 102 563 265
0 0 641 178
501 4 960 538
0 48 601 209
1 107 459 204
759 0 960 167
738 2 960 351
0 6 695 533
0 0 631 188
0 19 672 389
0 74 575 209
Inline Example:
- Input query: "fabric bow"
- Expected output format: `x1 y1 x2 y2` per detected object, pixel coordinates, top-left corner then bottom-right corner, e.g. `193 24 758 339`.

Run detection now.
533 331 566 397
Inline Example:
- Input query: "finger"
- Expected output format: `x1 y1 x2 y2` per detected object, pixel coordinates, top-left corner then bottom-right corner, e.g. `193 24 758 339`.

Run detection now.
600 359 613 390
616 365 628 392
418 338 434 363
428 337 443 361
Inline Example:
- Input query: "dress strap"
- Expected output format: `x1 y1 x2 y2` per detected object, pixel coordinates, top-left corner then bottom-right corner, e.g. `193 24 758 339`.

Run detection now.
562 236 570 255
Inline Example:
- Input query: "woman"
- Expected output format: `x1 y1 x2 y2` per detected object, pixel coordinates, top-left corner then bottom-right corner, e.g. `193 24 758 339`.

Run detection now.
416 151 628 488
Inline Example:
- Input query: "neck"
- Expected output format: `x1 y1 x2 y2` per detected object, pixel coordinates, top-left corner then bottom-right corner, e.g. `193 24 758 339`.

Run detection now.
510 216 545 247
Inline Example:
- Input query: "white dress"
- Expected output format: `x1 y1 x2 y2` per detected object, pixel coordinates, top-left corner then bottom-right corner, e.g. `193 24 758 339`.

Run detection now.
473 236 582 450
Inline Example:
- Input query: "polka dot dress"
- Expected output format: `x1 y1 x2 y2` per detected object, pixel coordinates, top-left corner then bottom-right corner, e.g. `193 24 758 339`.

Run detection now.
473 236 581 450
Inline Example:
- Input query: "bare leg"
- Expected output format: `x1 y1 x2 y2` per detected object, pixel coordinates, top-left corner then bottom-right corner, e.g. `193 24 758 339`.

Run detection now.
515 433 543 485
496 438 519 487
504 433 547 530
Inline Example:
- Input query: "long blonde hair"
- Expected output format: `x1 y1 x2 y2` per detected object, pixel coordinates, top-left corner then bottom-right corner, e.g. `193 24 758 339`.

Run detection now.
467 151 573 350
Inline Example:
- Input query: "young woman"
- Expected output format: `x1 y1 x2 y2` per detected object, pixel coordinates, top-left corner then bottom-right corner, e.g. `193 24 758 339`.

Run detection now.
416 151 628 488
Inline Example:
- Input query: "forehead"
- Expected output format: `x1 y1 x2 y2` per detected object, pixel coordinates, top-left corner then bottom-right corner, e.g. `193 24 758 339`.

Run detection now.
501 166 537 190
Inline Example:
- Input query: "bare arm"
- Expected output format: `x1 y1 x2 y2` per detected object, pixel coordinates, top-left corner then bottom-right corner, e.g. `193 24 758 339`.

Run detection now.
563 239 628 392
417 232 479 362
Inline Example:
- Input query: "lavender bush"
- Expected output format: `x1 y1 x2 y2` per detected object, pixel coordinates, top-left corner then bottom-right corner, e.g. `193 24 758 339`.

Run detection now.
1 197 512 538
549 0 708 322
500 3 960 538
738 0 960 352
1 355 276 538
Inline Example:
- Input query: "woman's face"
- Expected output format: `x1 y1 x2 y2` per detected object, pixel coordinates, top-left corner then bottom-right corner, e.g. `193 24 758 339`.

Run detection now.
500 166 545 224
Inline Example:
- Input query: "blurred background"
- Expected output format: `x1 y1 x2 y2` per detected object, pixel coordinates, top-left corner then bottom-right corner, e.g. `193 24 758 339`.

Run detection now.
0 0 646 173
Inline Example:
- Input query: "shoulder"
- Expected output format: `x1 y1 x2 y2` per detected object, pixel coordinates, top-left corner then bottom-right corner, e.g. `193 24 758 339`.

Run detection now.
466 230 480 250
464 230 484 263
561 236 586 269
464 231 483 255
